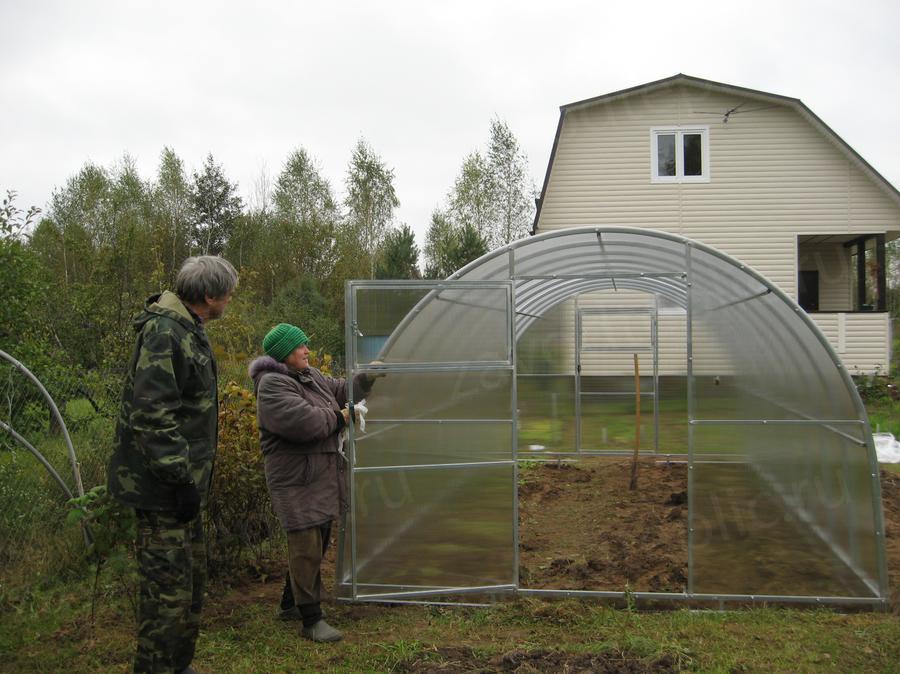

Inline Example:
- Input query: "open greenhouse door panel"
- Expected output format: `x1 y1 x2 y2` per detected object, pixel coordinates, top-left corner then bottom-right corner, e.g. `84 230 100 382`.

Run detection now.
337 280 519 602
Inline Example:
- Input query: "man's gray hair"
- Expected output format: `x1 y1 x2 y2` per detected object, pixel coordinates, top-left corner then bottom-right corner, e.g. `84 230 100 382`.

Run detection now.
175 256 239 304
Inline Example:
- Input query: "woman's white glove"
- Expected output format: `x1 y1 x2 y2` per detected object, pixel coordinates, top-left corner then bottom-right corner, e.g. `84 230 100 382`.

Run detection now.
349 399 368 432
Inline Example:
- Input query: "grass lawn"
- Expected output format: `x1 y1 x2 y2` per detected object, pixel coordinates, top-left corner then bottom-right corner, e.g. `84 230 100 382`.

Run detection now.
2 569 899 673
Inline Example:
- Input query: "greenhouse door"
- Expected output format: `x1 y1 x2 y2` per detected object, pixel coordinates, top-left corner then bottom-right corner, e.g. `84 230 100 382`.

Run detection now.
575 307 659 454
338 280 518 601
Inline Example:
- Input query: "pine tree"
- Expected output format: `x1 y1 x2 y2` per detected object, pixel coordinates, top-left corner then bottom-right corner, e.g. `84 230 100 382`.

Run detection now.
190 153 243 255
375 224 420 279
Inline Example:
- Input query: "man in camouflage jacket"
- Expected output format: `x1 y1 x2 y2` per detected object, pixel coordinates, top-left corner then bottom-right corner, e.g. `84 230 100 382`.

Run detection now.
108 256 237 674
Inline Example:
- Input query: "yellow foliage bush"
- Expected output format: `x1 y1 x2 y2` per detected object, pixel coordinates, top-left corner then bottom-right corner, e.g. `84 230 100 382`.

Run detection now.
206 382 278 575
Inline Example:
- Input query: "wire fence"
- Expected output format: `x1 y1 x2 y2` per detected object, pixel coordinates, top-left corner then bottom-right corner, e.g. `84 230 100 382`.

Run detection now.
0 351 123 590
0 350 286 594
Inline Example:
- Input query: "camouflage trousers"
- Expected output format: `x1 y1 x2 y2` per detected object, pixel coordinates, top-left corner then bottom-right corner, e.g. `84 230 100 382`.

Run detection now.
134 510 206 674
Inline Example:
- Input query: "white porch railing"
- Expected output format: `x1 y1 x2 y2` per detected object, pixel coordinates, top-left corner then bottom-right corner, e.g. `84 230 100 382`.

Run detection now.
808 312 891 375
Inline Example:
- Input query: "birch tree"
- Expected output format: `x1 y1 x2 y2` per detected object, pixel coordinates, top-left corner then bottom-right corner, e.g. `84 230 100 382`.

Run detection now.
265 148 340 294
448 150 495 244
487 117 534 246
344 139 399 279
152 147 192 282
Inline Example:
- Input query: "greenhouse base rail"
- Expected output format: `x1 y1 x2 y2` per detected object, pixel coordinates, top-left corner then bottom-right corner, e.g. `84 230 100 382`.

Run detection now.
518 588 887 608
339 585 886 609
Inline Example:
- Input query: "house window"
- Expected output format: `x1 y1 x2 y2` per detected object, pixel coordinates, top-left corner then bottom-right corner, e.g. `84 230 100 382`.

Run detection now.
650 127 710 183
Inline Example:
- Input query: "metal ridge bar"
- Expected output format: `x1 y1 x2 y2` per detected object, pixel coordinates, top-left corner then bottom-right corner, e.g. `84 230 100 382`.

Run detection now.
354 363 514 372
355 584 517 600
690 417 866 446
363 418 513 425
578 308 659 315
704 288 772 312
349 280 512 289
354 460 516 473
580 346 654 353
733 385 869 447
690 419 863 425
580 391 656 397
513 272 685 280
337 597 492 607
517 372 575 377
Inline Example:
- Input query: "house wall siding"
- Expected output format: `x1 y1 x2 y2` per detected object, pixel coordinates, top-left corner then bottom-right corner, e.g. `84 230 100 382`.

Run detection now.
537 85 900 298
535 84 899 374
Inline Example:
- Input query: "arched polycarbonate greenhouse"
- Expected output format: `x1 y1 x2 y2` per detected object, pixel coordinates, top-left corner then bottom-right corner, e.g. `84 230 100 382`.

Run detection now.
335 227 889 608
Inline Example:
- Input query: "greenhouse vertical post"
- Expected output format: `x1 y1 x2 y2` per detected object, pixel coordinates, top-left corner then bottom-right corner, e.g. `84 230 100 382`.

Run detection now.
685 244 695 596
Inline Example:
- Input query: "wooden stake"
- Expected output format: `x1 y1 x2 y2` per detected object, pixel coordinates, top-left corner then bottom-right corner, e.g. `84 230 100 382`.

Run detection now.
629 353 640 490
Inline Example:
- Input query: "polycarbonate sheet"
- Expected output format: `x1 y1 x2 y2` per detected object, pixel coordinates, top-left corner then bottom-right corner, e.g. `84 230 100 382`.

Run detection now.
511 230 686 279
690 256 858 421
518 375 575 453
361 370 513 421
355 421 513 468
352 465 516 591
691 423 879 597
517 301 573 375
354 285 511 366
579 394 655 452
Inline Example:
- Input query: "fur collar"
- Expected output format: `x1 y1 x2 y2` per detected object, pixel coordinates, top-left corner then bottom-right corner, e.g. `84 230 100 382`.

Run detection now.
248 355 291 381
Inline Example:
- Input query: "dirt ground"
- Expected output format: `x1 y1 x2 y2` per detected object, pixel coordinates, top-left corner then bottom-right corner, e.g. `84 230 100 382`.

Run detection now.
517 458 900 607
880 468 900 608
518 459 689 594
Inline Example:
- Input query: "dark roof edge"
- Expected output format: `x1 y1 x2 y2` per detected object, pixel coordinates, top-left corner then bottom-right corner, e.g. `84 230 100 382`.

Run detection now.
531 108 566 235
531 74 900 235
560 73 803 111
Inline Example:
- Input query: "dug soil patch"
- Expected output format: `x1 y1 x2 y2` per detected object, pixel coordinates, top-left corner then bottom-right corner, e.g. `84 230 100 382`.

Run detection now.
518 459 900 604
518 458 688 593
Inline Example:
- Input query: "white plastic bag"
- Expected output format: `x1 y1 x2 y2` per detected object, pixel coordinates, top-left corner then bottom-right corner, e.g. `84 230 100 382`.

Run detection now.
873 433 900 463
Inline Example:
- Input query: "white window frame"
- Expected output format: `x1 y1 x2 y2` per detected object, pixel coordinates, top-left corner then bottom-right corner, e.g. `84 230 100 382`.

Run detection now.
650 126 710 184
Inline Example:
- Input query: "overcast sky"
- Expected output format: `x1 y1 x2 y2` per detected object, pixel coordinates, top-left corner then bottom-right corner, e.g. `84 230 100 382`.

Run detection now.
2 0 899 248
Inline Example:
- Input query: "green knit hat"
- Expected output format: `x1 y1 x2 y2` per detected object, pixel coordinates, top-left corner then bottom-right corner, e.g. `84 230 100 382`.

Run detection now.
263 323 309 362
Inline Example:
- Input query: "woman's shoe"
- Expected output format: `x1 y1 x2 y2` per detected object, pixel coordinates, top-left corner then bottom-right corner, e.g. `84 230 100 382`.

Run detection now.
301 619 343 642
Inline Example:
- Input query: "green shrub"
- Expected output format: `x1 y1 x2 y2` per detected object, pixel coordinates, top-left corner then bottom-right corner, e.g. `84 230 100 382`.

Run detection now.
854 368 893 403
206 383 278 576
67 485 138 620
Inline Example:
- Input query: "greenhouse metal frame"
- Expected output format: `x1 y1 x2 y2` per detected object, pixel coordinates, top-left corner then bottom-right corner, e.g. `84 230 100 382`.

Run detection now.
336 227 890 608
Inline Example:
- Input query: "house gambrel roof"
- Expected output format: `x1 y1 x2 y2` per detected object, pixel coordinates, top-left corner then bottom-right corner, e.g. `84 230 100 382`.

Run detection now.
532 73 900 234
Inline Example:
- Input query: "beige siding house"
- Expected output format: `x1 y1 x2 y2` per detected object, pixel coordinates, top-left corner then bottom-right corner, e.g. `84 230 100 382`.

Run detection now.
534 74 899 375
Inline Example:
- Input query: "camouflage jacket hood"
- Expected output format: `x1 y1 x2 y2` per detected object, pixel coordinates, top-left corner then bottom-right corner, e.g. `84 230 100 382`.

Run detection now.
108 291 219 511
136 290 200 334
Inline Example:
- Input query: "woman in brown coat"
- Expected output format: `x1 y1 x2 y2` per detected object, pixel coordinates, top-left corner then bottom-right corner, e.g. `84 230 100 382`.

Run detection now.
249 323 371 643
